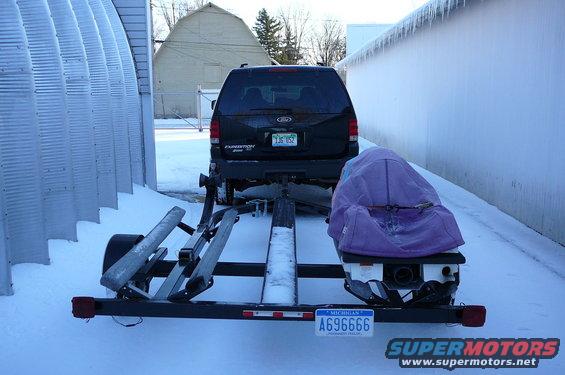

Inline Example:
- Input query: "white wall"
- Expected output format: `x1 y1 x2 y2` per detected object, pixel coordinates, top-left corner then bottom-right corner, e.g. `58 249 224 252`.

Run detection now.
345 0 565 245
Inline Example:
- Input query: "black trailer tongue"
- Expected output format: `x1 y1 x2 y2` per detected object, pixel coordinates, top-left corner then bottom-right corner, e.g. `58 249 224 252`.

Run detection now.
72 173 486 328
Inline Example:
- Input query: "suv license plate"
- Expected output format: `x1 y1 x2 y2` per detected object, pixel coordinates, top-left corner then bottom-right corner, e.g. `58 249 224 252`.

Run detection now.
315 309 374 337
272 133 297 147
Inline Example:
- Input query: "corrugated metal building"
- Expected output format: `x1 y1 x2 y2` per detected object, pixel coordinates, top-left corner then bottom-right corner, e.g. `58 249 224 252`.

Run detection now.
337 0 565 246
0 0 156 295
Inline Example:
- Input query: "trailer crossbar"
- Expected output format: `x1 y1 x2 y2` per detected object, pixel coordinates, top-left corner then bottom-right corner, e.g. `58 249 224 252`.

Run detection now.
72 297 484 326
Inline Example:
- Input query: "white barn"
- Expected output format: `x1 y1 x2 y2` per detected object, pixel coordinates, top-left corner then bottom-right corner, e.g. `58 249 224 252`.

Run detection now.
153 2 273 118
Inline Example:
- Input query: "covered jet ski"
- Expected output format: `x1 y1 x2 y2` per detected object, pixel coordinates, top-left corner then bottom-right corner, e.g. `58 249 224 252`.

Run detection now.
328 147 464 258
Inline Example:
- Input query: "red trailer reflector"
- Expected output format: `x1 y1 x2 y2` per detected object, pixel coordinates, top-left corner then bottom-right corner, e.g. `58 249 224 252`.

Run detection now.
461 305 486 327
71 296 96 319
302 312 314 319
242 310 254 318
272 311 284 318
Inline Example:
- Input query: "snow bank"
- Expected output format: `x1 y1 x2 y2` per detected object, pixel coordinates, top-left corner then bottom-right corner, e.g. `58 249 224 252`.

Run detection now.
262 226 296 304
155 128 211 193
336 0 472 70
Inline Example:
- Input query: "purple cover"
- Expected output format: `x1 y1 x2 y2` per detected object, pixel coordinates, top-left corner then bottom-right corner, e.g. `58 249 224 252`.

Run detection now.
328 147 464 258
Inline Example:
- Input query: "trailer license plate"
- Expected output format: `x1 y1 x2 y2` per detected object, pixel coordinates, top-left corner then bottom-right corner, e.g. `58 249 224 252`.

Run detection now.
315 309 374 337
272 133 297 147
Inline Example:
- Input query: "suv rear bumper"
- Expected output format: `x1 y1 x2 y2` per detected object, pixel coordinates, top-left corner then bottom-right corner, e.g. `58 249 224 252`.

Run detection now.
213 157 352 181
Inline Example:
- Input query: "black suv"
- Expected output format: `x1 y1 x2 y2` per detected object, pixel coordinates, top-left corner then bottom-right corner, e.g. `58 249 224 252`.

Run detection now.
210 65 359 204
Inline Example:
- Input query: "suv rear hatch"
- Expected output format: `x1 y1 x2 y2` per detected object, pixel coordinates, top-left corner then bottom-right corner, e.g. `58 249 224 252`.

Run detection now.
213 67 356 160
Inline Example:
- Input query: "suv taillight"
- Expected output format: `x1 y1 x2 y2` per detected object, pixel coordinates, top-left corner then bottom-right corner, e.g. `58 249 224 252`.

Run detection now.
210 118 220 144
348 118 358 142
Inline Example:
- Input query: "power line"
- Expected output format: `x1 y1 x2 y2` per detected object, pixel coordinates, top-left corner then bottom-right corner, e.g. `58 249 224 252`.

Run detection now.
157 39 266 49
175 23 264 63
160 43 227 67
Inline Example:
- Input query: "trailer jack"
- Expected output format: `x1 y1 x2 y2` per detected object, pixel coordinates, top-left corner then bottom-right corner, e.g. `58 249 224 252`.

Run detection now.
72 173 486 327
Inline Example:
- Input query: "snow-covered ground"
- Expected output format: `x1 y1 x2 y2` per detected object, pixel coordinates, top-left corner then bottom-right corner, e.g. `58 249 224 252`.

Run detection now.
1 128 563 374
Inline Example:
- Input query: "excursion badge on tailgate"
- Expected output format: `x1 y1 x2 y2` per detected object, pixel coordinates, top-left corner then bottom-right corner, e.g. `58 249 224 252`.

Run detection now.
224 144 256 153
315 309 374 337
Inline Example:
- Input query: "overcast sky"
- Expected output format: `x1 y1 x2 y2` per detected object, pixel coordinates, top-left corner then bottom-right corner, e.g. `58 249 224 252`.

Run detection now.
153 0 431 37
212 0 430 27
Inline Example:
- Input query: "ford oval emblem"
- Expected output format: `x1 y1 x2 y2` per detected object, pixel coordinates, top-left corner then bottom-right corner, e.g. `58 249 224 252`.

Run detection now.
276 116 293 124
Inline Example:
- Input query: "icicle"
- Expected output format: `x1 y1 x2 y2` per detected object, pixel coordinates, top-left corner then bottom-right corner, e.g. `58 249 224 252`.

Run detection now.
336 0 473 71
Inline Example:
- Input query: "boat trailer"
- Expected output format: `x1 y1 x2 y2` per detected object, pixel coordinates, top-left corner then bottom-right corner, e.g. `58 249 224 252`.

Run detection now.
72 174 486 327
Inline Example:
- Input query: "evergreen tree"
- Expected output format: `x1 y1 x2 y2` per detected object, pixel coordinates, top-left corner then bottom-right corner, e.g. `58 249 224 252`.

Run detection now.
253 8 282 59
278 25 301 65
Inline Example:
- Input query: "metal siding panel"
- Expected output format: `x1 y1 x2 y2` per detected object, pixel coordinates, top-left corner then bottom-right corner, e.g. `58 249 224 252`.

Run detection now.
89 0 133 193
118 22 146 31
113 0 156 187
137 77 150 86
134 50 151 62
102 0 144 185
135 62 149 70
48 0 100 222
126 31 149 39
112 7 145 15
0 1 49 265
133 52 148 62
112 0 146 7
0 195 12 295
132 46 148 54
71 0 119 208
17 0 78 241
129 38 148 48
141 93 157 189
120 15 146 23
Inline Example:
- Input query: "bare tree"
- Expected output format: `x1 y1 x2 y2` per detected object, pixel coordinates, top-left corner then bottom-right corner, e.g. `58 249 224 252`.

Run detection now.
156 0 206 32
278 6 311 64
308 19 346 67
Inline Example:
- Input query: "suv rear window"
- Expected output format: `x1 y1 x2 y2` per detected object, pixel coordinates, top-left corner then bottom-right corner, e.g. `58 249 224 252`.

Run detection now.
216 70 352 115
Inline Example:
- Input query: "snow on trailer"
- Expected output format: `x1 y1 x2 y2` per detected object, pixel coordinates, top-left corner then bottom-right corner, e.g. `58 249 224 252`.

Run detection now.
72 168 486 329
262 226 297 305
